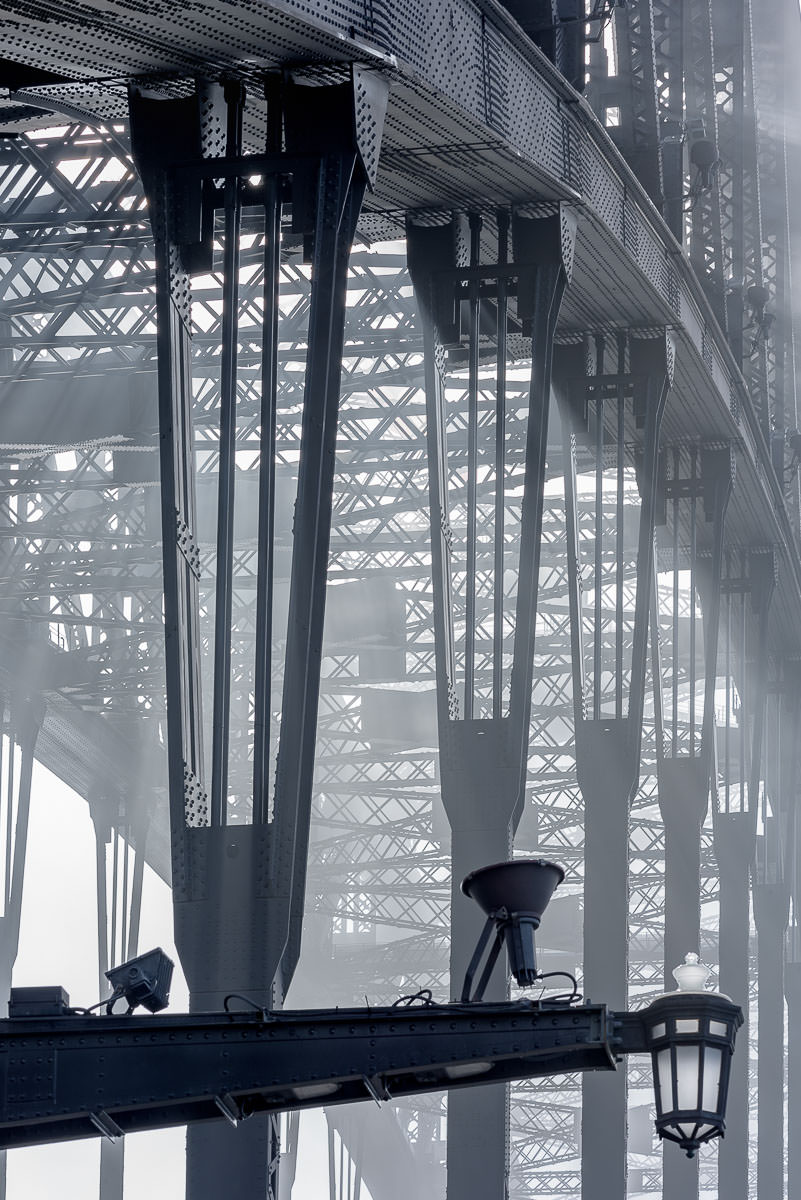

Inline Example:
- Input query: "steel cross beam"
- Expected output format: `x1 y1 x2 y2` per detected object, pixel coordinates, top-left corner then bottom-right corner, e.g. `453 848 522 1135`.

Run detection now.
0 999 637 1150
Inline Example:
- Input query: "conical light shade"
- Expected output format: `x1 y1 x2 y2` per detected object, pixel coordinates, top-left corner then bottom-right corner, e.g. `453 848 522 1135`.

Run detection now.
461 859 565 924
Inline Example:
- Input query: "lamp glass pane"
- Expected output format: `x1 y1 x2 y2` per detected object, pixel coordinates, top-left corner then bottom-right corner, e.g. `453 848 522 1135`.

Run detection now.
696 1122 714 1139
709 1020 728 1037
675 1044 700 1110
678 1122 697 1139
702 1046 723 1112
651 1021 666 1039
676 1018 699 1033
656 1048 672 1113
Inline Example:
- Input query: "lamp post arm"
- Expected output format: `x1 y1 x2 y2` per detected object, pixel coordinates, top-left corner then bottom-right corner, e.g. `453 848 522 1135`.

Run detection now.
0 999 622 1149
609 1009 650 1054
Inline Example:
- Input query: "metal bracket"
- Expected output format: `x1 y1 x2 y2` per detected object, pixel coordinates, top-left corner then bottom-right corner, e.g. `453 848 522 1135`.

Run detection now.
89 1110 124 1143
176 510 201 580
183 764 209 828
363 1075 391 1105
214 1093 242 1127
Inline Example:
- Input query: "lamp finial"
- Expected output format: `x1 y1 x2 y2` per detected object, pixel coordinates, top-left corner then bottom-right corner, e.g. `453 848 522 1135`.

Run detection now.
672 952 711 992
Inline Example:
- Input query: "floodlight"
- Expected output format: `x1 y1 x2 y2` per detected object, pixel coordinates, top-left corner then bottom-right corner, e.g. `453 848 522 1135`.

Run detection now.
105 947 174 1014
460 859 565 1000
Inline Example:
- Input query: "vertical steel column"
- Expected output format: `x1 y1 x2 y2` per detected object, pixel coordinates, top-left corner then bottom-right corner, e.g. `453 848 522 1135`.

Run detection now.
712 0 746 362
407 206 576 1200
787 926 801 1200
0 693 41 1200
750 0 798 457
129 70 387 1200
0 694 41 990
588 0 664 209
210 81 245 827
685 0 727 328
94 801 124 1200
752 875 787 1200
713 0 767 430
272 134 368 996
788 664 801 1200
555 333 672 1200
652 0 685 241
714 550 775 1200
653 445 732 1200
714 808 752 1200
128 83 208 872
752 674 793 1200
89 787 149 1200
252 76 282 828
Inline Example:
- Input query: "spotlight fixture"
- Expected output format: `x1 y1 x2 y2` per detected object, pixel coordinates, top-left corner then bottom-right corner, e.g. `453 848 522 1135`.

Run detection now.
460 859 565 1000
105 947 174 1014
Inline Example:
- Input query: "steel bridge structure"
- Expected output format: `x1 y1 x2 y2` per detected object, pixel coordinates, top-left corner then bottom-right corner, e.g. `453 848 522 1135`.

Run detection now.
0 1 799 1198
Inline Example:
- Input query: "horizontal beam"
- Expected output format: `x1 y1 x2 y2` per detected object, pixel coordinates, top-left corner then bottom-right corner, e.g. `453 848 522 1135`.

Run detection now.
0 1000 619 1149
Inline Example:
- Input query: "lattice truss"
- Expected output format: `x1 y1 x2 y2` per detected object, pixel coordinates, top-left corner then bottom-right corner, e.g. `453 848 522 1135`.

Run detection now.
0 118 763 1198
588 0 790 449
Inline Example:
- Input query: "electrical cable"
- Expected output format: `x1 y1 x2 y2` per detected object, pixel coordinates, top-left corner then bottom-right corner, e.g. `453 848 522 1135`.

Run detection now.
533 970 581 1004
223 992 271 1018
392 988 436 1008
67 997 112 1016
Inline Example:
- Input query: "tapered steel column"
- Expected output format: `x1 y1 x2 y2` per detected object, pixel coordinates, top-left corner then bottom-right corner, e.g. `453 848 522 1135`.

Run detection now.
90 788 149 1200
444 722 515 1200
657 758 706 1200
753 878 787 1200
130 71 387 1200
556 333 672 1200
0 693 42 1200
576 723 637 1200
752 675 794 1200
713 550 775 1200
408 206 576 1200
786 933 801 1200
653 445 732 1200
713 810 752 1200
788 679 801 1200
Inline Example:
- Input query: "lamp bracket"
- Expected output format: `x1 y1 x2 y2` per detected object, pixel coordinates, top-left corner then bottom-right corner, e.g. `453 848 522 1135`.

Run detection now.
460 914 507 1003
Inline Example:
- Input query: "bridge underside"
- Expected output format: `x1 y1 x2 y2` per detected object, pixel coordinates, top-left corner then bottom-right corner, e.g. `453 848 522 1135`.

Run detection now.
0 2 799 1199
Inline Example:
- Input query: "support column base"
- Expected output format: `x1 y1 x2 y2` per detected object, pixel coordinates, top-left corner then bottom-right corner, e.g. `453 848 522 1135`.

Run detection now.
187 1114 279 1200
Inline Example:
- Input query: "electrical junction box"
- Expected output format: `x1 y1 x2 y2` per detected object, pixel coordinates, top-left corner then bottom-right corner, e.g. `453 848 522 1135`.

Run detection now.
9 986 71 1017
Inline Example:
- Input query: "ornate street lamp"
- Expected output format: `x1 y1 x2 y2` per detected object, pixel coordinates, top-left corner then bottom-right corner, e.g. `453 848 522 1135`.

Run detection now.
640 952 743 1157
